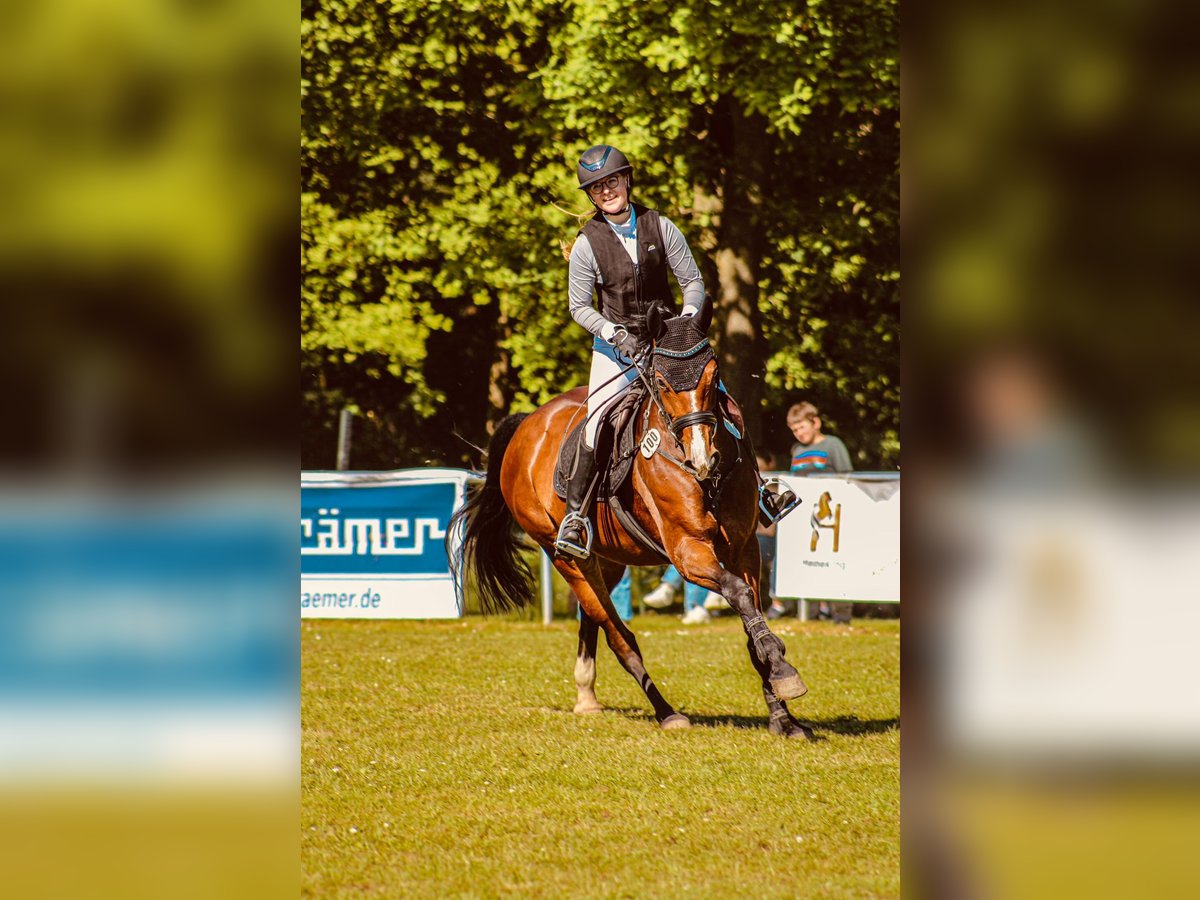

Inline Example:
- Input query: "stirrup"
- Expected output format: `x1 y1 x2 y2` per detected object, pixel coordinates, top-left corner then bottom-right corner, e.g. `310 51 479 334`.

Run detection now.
758 478 800 526
554 512 593 559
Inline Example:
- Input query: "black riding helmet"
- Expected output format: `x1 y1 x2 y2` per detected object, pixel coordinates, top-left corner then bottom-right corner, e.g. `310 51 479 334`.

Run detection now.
577 144 633 192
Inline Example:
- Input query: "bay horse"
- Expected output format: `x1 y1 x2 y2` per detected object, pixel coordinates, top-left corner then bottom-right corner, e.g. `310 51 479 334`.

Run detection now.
450 307 811 738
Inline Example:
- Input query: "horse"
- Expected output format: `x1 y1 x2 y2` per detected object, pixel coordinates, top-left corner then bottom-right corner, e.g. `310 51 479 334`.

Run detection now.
449 306 812 738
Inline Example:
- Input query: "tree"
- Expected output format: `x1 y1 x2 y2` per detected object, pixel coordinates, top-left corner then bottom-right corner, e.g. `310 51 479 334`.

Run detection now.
301 0 898 470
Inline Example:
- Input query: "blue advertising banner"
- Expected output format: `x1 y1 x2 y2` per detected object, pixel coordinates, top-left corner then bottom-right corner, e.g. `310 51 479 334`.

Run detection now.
301 481 455 576
0 508 293 698
300 469 478 619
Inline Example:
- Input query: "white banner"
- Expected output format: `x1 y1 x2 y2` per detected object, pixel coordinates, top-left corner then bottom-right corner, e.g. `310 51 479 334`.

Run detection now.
772 473 900 603
300 469 480 619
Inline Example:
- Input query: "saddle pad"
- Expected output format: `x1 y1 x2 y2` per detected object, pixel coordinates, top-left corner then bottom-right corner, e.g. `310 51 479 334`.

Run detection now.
553 388 644 501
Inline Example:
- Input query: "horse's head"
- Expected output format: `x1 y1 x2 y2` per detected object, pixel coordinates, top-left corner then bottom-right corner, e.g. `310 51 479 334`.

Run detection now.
646 306 721 481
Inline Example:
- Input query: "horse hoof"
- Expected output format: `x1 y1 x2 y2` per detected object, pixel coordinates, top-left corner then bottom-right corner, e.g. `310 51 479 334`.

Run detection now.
574 700 603 715
771 674 809 701
660 713 691 730
769 715 814 740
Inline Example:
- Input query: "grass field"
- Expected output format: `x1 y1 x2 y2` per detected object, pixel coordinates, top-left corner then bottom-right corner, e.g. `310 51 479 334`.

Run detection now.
302 614 900 898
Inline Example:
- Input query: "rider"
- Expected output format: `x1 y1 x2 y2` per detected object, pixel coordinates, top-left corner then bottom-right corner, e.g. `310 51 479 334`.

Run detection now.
554 144 796 560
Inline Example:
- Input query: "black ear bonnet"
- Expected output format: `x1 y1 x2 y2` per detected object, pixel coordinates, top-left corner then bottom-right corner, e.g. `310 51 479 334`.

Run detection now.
652 316 715 391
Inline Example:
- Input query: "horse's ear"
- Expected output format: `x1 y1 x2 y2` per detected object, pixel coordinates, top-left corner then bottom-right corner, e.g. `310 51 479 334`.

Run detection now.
646 304 666 342
696 297 713 335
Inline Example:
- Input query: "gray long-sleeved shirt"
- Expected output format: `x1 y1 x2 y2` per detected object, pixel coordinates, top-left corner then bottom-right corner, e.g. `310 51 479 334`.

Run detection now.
568 213 705 341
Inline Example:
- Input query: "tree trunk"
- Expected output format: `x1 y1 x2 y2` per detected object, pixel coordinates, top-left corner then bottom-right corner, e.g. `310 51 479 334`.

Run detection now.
485 310 513 436
709 97 768 445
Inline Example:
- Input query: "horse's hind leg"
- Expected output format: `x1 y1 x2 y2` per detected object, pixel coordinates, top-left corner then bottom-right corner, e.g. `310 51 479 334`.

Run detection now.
573 561 629 714
553 557 689 730
573 606 602 715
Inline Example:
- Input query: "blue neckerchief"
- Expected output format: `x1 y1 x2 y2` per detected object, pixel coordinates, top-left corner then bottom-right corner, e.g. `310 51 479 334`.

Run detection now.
605 206 637 263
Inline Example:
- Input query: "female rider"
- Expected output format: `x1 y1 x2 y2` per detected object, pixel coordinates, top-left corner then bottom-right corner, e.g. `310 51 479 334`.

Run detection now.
554 144 794 560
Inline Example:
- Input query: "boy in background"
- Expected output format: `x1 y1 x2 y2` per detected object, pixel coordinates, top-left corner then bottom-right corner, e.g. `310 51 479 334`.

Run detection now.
780 402 854 622
788 402 853 475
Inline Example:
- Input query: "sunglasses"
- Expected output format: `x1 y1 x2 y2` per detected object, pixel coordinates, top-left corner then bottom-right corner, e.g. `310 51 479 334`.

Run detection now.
586 175 625 196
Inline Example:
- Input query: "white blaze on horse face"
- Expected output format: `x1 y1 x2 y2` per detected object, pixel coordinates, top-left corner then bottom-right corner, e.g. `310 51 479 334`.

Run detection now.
688 425 711 478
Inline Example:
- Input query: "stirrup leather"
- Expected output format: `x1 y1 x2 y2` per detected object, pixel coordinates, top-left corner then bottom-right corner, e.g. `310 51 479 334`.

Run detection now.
554 512 593 559
758 478 800 526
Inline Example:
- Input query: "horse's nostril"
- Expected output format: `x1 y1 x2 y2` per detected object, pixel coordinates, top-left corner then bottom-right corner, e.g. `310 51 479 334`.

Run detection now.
709 451 721 471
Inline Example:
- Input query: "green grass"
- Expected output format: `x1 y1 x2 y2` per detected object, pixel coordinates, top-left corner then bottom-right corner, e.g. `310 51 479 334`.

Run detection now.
302 615 900 898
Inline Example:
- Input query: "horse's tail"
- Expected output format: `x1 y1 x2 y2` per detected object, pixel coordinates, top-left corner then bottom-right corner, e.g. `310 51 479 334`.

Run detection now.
447 413 536 614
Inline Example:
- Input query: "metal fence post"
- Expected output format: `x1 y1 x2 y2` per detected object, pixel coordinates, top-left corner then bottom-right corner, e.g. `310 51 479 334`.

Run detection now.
541 551 554 625
336 408 354 470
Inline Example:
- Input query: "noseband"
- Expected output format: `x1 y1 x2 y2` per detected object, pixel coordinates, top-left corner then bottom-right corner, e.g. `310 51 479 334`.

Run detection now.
666 409 718 441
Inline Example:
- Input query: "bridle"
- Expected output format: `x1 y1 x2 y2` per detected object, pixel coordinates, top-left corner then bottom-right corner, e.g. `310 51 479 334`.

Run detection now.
625 335 723 481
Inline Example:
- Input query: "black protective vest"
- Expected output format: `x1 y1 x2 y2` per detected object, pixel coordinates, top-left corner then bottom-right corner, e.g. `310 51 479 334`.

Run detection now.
580 204 676 341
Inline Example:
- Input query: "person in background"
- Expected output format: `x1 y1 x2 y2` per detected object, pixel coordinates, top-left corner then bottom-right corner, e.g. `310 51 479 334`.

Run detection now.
642 564 725 624
609 569 634 622
582 567 634 622
788 401 854 475
754 451 786 620
784 401 854 622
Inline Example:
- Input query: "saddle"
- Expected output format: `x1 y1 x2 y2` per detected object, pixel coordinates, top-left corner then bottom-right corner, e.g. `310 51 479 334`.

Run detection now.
553 385 646 502
551 381 758 562
553 384 751 501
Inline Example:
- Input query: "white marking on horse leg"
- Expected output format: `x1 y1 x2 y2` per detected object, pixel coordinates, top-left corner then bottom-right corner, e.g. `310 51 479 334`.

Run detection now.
573 654 601 714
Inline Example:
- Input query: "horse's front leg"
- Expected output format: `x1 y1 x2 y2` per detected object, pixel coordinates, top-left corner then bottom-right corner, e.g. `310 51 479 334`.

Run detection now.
675 537 809 708
729 541 813 738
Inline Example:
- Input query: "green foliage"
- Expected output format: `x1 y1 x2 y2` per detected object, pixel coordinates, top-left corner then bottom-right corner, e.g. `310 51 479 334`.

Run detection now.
302 0 898 470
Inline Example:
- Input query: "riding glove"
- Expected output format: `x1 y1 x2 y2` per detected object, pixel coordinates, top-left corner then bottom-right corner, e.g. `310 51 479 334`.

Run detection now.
609 326 642 359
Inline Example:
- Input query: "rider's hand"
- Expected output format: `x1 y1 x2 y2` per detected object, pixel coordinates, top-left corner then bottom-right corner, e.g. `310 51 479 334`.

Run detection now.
609 326 643 359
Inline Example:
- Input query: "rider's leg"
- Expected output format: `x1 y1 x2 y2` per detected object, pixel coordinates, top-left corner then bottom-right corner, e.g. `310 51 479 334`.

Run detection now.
555 340 637 559
714 383 799 526
757 475 799 527
554 439 600 559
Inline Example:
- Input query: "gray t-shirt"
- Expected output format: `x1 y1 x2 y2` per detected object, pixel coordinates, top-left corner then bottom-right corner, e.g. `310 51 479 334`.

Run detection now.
790 435 854 474
568 213 705 340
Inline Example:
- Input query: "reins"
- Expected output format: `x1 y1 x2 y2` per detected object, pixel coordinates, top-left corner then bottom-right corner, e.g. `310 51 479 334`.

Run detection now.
568 330 723 482
565 350 647 438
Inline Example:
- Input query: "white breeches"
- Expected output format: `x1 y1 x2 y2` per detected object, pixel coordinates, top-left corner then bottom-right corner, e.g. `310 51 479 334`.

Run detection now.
584 339 638 448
